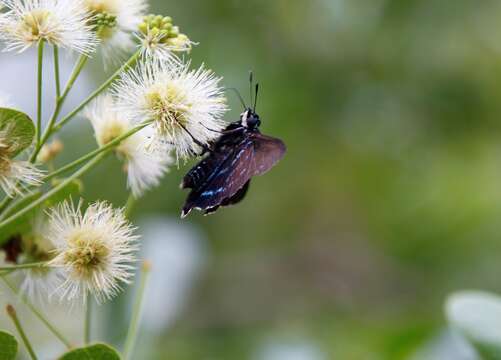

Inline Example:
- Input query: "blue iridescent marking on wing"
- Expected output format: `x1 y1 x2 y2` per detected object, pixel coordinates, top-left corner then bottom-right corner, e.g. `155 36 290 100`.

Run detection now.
201 187 225 197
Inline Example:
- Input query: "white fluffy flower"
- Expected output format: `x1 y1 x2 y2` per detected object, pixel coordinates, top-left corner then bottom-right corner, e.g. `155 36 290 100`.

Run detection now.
0 0 97 53
113 61 228 160
85 94 172 197
83 0 146 64
0 125 43 197
47 200 139 303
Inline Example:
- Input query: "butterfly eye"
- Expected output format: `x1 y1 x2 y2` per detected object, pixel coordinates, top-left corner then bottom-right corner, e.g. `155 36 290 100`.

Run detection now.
246 115 260 128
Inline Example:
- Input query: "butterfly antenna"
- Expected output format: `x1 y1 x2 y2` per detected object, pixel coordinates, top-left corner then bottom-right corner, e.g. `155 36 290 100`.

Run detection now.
253 83 259 112
249 71 254 109
224 87 246 109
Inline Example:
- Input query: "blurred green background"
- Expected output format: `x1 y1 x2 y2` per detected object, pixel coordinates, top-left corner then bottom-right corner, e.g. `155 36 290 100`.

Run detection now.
87 0 501 358
10 0 501 358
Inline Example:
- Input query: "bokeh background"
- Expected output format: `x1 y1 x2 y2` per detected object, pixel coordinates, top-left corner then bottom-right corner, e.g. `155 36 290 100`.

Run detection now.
4 0 501 359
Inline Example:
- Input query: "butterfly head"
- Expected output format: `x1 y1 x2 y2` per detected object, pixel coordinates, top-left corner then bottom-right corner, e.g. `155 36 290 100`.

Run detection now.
241 108 261 130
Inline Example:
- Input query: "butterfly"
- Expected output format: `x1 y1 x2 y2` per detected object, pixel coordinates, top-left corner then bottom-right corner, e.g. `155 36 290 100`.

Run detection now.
180 78 286 217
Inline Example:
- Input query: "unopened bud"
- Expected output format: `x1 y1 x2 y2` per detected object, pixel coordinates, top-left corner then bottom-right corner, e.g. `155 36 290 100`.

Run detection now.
139 14 190 47
166 33 192 52
37 139 64 164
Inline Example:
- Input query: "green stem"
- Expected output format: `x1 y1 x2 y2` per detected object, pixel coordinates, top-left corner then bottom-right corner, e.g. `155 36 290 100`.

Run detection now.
54 46 61 99
0 196 12 215
6 304 38 360
62 54 90 101
0 44 133 218
0 262 48 271
84 293 91 344
0 152 109 245
123 261 151 360
1 277 72 349
44 122 150 182
0 191 38 222
36 40 45 147
31 54 90 162
53 50 141 132
124 193 137 218
0 122 149 227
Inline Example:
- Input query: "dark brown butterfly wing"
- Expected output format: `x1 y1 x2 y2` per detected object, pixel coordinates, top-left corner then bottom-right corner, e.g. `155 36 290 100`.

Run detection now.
182 138 254 217
181 132 286 217
204 180 251 215
249 133 287 176
222 179 251 205
181 151 228 190
181 126 247 190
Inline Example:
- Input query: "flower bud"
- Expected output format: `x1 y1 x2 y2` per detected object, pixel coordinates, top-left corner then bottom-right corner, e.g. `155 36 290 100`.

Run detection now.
37 139 64 164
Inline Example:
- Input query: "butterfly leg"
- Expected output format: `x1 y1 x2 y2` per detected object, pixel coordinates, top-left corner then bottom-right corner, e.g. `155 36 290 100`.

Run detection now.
199 122 245 135
175 119 213 154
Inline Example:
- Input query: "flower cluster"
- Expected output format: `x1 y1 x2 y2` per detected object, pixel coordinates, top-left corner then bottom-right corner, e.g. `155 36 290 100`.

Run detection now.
137 13 193 63
0 0 231 314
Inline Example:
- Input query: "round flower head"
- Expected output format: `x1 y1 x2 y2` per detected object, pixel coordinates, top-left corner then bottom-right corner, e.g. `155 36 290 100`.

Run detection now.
0 125 43 197
137 14 194 64
83 0 146 64
113 61 228 160
47 200 138 303
0 0 97 53
85 94 172 197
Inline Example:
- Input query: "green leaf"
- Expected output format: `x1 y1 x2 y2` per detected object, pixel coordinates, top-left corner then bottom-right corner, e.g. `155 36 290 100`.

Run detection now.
58 343 121 360
446 291 501 360
0 108 35 157
0 330 18 360
0 179 82 243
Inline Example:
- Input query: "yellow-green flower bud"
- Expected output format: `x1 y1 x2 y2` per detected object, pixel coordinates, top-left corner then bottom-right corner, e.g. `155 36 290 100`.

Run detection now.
138 22 148 34
139 13 194 54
